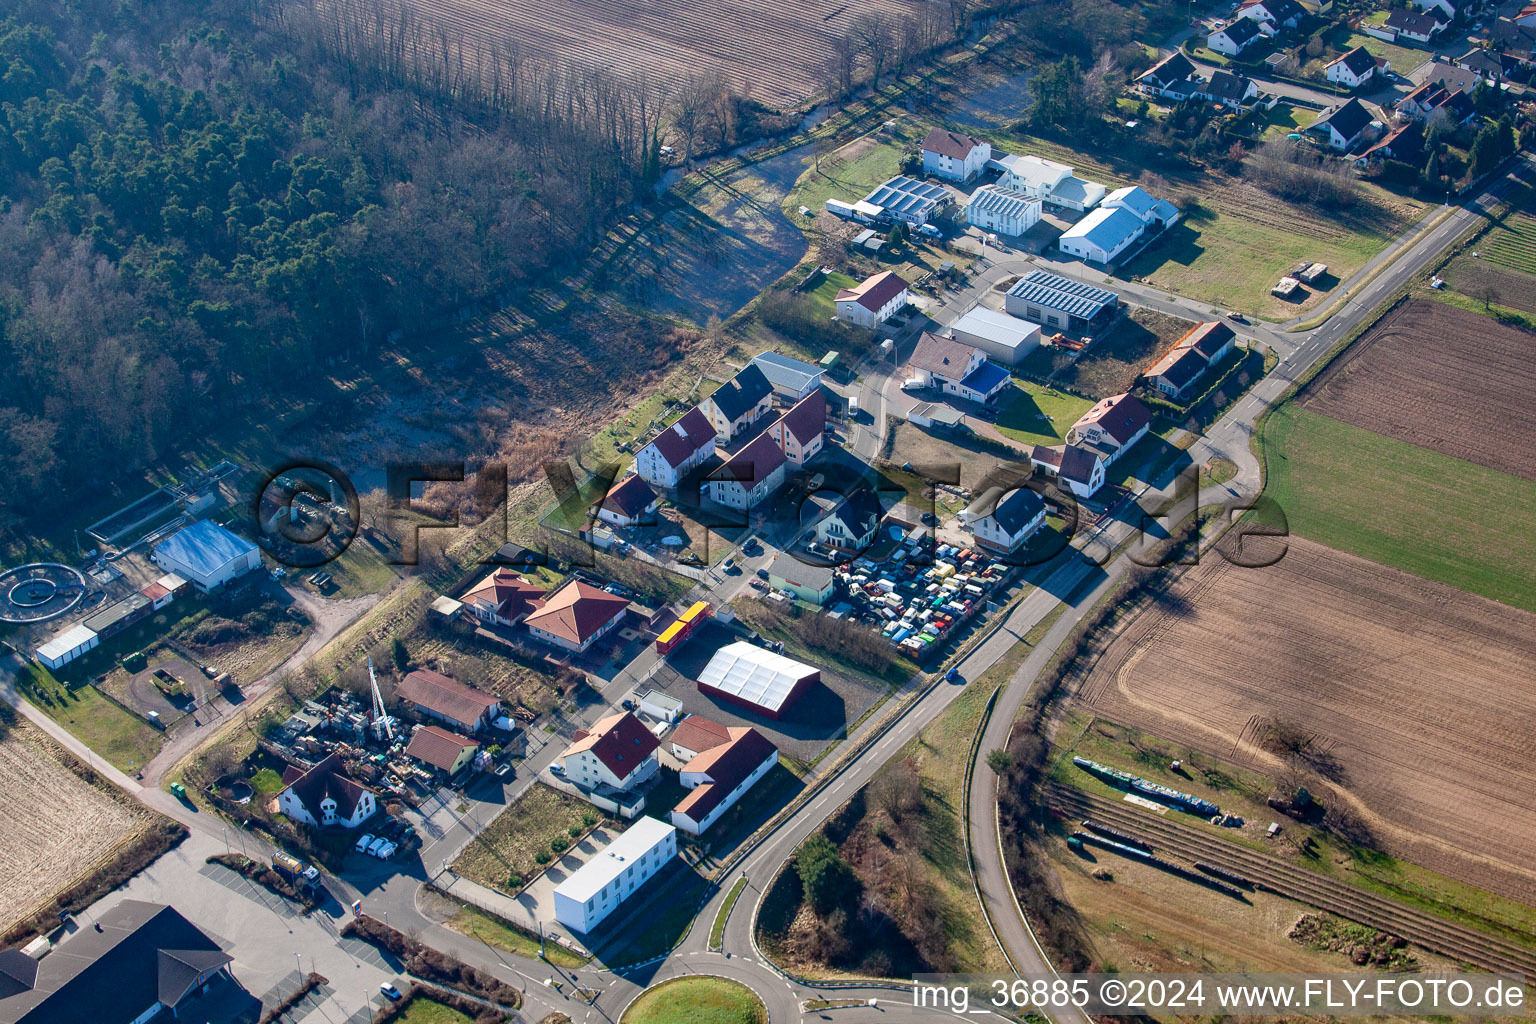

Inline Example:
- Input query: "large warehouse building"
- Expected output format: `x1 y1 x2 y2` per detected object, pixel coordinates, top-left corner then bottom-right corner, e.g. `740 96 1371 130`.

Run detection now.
151 520 261 591
696 641 818 719
553 816 677 933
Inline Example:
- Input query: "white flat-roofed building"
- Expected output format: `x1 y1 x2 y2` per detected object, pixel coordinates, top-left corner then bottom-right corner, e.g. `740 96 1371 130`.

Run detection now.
553 816 678 933
697 641 819 719
35 623 99 670
947 307 1042 366
965 185 1042 236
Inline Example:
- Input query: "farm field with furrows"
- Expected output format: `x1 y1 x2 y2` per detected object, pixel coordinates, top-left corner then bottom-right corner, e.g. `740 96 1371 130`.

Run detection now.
1298 300 1536 481
0 722 148 929
391 0 930 107
1074 538 1536 904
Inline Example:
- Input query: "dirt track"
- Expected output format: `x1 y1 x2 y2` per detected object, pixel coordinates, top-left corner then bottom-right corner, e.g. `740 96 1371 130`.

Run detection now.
0 724 145 929
1300 299 1536 480
1075 538 1536 903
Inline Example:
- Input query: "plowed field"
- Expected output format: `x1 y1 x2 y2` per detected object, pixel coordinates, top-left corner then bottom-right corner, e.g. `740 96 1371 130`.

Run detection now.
400 0 929 107
0 723 147 929
1299 300 1536 480
1076 538 1536 904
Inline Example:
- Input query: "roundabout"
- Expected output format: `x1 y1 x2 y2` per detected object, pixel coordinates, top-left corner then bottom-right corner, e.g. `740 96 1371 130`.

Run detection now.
620 975 767 1024
0 563 87 623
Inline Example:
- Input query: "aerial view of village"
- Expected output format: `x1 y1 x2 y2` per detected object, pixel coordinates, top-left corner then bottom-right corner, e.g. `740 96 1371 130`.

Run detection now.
0 0 1533 1021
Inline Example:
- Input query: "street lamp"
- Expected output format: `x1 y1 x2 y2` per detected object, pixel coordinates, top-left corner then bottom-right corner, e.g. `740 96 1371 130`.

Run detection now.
293 951 302 976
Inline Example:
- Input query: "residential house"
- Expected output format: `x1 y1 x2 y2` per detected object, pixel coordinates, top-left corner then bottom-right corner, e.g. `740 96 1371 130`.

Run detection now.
1004 269 1120 337
701 364 773 442
1058 205 1147 264
1236 0 1306 31
1412 0 1456 20
1195 69 1263 109
834 270 912 328
669 715 734 761
1454 47 1513 80
764 390 826 465
559 711 660 791
592 475 660 528
861 175 952 226
921 127 992 181
397 669 503 734
750 351 824 402
671 727 778 835
461 568 545 627
552 816 675 933
1208 17 1264 56
1514 0 1536 26
766 555 836 605
1142 321 1237 399
1325 46 1378 88
404 724 480 777
1380 8 1442 43
1357 120 1425 166
965 184 1043 236
278 752 378 829
947 306 1042 366
0 900 237 1024
814 487 885 552
705 431 788 510
1067 392 1153 463
1137 51 1199 98
905 333 1012 404
634 407 717 489
1310 97 1375 150
993 154 1106 211
1028 444 1108 499
1396 79 1476 125
966 485 1047 554
523 580 631 653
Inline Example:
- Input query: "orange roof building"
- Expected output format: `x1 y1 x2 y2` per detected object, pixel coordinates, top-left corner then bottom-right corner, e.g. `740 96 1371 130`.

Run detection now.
524 580 631 653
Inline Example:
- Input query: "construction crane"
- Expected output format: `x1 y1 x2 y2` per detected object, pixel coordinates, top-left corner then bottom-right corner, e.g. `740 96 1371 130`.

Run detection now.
367 657 394 742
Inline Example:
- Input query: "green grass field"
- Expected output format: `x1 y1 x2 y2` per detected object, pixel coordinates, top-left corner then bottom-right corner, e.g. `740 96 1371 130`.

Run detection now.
710 876 749 949
782 132 916 220
1259 102 1317 141
447 903 590 969
1469 209 1536 275
393 996 474 1024
994 379 1093 446
803 270 858 317
1263 405 1536 611
17 664 162 772
621 976 767 1024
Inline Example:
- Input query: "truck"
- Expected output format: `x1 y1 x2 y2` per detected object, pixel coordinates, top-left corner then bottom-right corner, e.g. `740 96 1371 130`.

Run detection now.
272 852 320 887
655 600 713 655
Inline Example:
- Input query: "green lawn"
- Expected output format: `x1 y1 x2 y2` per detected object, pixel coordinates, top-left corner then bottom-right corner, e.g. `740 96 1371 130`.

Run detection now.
394 996 474 1024
1263 405 1536 611
601 868 711 968
621 976 767 1024
710 876 749 949
782 132 915 220
15 663 162 772
250 768 285 795
1340 29 1428 75
804 270 858 317
1259 102 1317 141
447 903 590 969
994 379 1093 446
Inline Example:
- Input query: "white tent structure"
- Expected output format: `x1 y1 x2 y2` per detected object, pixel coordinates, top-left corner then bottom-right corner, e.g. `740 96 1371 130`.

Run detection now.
696 641 818 719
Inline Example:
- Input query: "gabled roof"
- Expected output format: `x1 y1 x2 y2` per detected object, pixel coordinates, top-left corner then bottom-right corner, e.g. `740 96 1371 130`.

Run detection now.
525 580 631 646
1245 0 1305 20
1006 269 1119 319
397 669 501 724
1317 97 1374 142
1328 45 1377 77
645 407 716 469
1073 392 1153 446
768 553 836 591
1215 17 1263 46
824 487 885 538
713 430 788 486
280 752 376 822
967 184 1042 222
907 332 980 378
1182 320 1236 360
1202 69 1257 104
697 642 817 713
1031 444 1103 486
1359 119 1424 163
0 901 230 1024
1385 8 1439 33
775 389 826 446
1104 185 1160 219
985 487 1047 536
751 350 824 393
1060 205 1145 253
152 520 257 577
1148 346 1209 389
921 127 986 160
995 154 1073 190
835 270 910 312
562 711 659 780
707 364 773 422
405 724 478 772
1139 50 1196 87
670 715 734 754
462 568 544 621
599 475 658 520
674 727 777 822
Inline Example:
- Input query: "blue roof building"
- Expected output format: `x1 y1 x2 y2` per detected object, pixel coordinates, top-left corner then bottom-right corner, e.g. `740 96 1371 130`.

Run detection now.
151 520 262 591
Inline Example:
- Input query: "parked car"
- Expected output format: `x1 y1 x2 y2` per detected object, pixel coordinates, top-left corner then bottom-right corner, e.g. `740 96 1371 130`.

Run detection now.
921 512 938 526
354 834 375 854
380 983 402 1001
621 698 638 710
366 837 388 857
749 579 768 592
756 568 769 580
550 763 566 777
374 840 398 859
